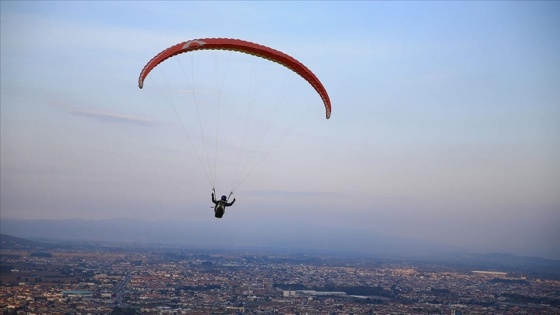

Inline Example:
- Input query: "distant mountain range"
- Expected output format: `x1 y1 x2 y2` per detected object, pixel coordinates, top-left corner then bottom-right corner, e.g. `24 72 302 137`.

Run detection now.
1 218 559 268
0 217 460 257
2 226 559 279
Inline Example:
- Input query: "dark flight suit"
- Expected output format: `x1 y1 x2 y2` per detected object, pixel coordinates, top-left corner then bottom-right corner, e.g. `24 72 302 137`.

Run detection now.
212 193 236 218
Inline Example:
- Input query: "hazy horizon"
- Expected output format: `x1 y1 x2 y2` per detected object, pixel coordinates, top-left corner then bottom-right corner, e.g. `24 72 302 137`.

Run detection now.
1 216 558 260
2 2 559 259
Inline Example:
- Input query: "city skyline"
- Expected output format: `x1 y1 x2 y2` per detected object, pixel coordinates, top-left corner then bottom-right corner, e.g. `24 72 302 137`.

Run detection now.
1 236 559 314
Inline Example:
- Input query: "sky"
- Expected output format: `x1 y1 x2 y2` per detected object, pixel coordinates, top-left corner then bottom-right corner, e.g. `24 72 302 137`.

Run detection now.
1 1 559 258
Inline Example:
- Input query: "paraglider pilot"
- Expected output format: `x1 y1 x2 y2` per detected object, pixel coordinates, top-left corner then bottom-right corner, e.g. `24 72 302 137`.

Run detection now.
212 189 236 218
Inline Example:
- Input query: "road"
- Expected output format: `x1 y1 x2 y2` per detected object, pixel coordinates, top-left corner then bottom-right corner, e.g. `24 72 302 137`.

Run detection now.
115 272 133 307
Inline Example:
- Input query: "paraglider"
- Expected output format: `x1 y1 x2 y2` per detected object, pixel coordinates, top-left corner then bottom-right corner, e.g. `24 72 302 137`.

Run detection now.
211 189 236 219
139 38 331 118
138 38 330 218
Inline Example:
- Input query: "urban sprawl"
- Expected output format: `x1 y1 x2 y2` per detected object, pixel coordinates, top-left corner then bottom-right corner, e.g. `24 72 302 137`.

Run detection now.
1 247 559 314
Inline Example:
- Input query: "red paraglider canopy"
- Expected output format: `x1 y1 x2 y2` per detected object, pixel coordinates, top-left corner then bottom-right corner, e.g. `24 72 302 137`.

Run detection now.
138 38 331 119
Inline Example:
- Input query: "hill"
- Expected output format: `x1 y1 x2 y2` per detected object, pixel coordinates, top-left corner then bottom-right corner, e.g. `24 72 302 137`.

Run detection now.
0 234 43 249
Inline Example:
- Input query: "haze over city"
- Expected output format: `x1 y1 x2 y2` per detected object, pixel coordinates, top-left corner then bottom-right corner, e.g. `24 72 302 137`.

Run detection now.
1 2 559 259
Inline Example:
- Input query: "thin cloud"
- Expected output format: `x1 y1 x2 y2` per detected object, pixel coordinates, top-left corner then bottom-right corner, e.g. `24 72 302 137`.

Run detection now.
245 190 342 197
68 108 153 126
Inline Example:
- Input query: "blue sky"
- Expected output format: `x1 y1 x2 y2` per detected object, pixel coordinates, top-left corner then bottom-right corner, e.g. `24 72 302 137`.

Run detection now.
1 1 559 258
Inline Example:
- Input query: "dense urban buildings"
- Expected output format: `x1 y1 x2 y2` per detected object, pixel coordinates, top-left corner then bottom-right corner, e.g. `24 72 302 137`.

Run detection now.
1 237 559 314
